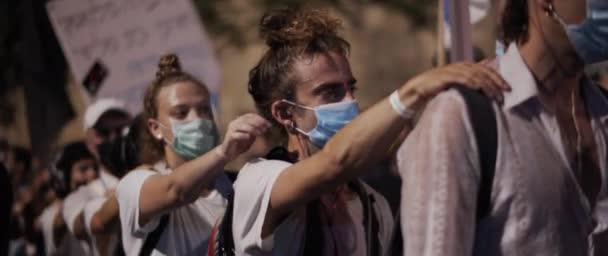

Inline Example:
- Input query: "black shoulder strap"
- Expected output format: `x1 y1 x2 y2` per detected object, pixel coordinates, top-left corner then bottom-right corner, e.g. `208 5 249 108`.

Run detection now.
215 193 235 256
349 180 380 256
139 214 169 256
140 165 170 256
453 85 498 220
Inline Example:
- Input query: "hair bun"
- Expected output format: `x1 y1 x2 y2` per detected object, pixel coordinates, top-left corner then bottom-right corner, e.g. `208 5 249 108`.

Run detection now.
260 7 342 49
156 54 182 79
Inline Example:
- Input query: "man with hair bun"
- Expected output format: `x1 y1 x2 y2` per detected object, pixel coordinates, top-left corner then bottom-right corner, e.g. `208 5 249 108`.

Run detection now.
230 7 509 256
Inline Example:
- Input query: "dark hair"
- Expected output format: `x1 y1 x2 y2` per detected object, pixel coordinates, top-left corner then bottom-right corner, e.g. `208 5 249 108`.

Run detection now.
52 142 95 198
93 109 131 131
248 7 350 128
499 0 529 45
141 54 209 164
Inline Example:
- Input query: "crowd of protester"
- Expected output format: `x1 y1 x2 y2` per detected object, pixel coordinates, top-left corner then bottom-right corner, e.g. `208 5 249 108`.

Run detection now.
1 0 607 255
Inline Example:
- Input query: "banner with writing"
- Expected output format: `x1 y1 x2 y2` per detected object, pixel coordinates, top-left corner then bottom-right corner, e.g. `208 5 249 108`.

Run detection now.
47 0 221 113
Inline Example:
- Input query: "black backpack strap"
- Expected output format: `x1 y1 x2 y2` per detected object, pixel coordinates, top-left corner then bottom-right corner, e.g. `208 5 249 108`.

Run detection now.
303 200 323 255
140 164 170 256
389 208 403 256
349 180 380 256
139 214 169 256
453 85 498 220
213 192 235 256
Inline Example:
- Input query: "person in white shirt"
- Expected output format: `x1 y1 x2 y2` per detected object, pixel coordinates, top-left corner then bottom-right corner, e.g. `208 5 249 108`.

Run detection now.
41 142 98 255
230 7 509 256
85 114 145 256
62 98 131 251
398 0 608 255
115 53 271 256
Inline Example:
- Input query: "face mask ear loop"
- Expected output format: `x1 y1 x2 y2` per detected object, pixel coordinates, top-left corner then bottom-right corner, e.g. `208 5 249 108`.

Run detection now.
284 114 312 159
281 99 315 136
295 128 312 159
547 2 569 27
280 99 315 111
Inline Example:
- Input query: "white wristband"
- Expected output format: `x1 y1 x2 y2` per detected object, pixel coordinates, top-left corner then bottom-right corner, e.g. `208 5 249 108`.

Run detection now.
389 90 415 119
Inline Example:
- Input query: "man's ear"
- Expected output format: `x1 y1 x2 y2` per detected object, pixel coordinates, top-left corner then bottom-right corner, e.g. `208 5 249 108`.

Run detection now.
271 101 294 128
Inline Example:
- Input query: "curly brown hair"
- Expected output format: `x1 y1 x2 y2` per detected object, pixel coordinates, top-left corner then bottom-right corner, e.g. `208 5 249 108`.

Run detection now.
248 7 350 133
499 0 529 45
140 54 209 164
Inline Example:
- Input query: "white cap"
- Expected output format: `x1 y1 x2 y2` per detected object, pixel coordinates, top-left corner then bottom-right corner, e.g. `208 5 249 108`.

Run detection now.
84 98 128 130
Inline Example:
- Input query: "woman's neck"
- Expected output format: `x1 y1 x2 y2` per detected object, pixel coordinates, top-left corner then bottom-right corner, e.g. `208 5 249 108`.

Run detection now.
164 147 186 170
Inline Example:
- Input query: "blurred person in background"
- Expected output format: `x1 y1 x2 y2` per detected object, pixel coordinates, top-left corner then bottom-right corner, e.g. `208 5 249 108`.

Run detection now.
397 0 608 255
10 164 55 256
1 162 11 256
39 141 98 256
62 98 131 254
6 146 35 256
84 114 144 256
6 146 32 199
0 127 12 256
225 7 508 256
114 54 270 255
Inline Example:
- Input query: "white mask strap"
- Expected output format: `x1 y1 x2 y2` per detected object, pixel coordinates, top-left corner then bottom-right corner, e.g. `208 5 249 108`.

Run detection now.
281 99 315 111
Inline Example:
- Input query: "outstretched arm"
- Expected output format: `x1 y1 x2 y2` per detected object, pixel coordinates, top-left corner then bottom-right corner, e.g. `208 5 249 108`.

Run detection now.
138 114 271 226
262 63 508 236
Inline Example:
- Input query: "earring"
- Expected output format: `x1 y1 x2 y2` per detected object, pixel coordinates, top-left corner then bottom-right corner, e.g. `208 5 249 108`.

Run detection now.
545 3 556 17
287 121 296 133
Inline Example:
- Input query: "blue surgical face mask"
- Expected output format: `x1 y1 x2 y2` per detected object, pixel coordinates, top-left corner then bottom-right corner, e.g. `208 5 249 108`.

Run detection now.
157 118 218 160
555 0 608 64
282 99 360 148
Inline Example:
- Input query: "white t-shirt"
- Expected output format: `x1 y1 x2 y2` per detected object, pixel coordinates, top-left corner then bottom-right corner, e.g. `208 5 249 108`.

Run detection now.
62 170 118 254
37 202 87 256
232 158 395 256
62 170 119 234
38 202 60 255
116 162 232 256
83 197 118 256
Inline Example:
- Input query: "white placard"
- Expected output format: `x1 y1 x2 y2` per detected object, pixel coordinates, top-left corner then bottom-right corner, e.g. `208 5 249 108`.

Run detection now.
47 0 221 113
